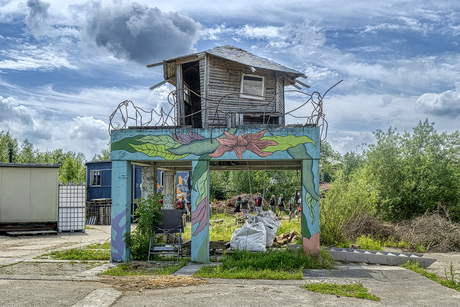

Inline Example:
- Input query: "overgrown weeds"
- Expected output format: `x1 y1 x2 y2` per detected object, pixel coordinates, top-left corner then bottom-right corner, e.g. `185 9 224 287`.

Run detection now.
194 248 334 280
303 282 380 301
124 193 163 260
402 261 460 292
37 246 110 260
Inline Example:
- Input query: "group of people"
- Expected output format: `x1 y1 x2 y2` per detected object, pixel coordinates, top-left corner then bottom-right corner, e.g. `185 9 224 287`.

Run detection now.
234 192 299 217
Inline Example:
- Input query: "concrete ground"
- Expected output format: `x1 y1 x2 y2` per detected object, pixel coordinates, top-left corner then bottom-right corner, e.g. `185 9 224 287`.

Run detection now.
0 225 459 306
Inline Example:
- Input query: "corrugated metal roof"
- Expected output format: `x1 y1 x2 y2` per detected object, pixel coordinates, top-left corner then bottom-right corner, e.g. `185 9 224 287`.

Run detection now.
156 45 306 78
205 45 305 77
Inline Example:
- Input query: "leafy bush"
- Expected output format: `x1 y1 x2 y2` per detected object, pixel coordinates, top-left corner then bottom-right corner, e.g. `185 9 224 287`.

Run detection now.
320 168 377 246
355 235 381 250
124 193 163 260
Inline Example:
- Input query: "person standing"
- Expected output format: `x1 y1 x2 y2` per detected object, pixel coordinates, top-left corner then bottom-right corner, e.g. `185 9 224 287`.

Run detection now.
176 194 189 216
254 193 263 213
241 195 250 215
269 195 276 213
278 194 285 218
234 196 242 214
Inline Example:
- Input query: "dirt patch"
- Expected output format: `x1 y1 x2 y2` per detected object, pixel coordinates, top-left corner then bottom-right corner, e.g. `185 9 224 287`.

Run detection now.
99 275 206 291
0 261 102 276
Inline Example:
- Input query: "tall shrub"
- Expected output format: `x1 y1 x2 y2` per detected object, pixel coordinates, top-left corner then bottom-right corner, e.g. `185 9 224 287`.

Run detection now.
124 193 163 260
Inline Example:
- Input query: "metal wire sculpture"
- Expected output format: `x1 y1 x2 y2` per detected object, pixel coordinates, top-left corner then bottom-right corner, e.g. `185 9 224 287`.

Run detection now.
108 80 342 141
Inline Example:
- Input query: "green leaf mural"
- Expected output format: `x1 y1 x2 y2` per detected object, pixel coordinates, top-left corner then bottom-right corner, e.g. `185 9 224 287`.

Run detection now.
168 138 220 156
168 129 237 156
286 144 320 227
261 135 315 152
129 143 188 160
137 135 182 148
191 157 211 192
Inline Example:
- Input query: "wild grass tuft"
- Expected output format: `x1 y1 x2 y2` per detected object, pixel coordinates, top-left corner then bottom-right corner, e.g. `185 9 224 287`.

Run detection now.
194 248 334 280
303 282 380 301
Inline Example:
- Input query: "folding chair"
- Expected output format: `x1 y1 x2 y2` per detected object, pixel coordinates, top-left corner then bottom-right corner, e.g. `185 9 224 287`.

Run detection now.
148 209 184 262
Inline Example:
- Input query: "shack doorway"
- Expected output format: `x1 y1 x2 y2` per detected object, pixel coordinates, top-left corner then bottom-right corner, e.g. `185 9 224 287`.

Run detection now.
182 61 202 128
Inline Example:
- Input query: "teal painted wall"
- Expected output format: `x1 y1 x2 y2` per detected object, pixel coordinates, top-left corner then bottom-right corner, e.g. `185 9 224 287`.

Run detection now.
110 125 320 262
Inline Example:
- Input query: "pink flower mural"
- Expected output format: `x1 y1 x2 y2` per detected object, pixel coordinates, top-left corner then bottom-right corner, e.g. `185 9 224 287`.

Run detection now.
209 129 278 159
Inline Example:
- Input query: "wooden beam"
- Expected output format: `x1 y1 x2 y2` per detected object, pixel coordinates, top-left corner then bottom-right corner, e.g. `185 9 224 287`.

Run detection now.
146 62 163 68
149 80 167 90
176 64 184 126
295 79 310 89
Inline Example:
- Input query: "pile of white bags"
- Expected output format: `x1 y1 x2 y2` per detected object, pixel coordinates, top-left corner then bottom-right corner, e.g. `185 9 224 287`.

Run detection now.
230 211 281 251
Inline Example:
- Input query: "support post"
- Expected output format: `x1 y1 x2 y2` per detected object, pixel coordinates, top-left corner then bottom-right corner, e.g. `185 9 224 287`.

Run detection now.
190 159 210 262
301 159 320 256
162 171 176 209
111 160 132 262
140 165 156 199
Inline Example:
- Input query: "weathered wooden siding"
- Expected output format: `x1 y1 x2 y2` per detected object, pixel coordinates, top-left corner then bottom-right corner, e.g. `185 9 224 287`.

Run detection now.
204 55 280 127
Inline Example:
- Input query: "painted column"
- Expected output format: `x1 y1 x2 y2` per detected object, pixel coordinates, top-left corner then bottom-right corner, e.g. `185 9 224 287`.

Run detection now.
301 159 320 255
140 165 156 199
190 159 210 262
111 160 132 262
162 171 176 209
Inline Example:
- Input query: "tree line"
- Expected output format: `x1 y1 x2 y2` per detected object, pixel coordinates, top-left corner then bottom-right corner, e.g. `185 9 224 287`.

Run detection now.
3 119 459 224
0 131 109 184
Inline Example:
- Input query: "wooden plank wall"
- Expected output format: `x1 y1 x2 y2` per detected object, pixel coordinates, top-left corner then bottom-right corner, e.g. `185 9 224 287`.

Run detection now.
204 56 280 127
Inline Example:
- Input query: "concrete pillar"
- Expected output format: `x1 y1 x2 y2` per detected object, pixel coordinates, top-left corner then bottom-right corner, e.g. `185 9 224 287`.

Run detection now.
111 160 132 262
191 160 210 262
162 171 176 209
140 165 156 198
301 159 320 256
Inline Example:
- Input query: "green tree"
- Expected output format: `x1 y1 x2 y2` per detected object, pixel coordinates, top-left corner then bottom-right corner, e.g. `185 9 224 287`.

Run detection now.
320 140 341 182
365 120 460 221
92 147 111 161
0 131 18 162
59 154 86 184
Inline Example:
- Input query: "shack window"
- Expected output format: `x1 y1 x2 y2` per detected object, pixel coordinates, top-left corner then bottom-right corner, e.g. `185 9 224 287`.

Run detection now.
90 170 101 186
241 74 264 99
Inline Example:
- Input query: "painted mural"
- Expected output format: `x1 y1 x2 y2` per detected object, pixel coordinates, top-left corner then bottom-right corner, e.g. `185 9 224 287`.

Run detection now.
111 126 320 261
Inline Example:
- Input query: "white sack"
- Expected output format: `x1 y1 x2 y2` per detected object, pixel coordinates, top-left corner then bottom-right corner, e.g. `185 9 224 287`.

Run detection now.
255 211 281 247
230 222 267 252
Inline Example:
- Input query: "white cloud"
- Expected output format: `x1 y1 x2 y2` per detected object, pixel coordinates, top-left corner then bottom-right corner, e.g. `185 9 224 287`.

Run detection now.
0 43 77 71
415 84 460 118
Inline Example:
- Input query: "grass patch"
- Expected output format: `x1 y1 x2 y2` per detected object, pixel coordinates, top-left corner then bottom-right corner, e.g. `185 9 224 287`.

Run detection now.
402 261 460 292
38 249 110 260
84 242 111 250
101 259 187 276
303 282 380 301
37 242 111 260
194 248 334 280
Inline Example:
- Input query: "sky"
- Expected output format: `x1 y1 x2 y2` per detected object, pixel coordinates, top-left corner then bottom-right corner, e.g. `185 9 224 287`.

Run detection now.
1 0 459 160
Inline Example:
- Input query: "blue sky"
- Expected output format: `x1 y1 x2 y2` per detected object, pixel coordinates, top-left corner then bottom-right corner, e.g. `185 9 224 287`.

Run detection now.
1 0 459 159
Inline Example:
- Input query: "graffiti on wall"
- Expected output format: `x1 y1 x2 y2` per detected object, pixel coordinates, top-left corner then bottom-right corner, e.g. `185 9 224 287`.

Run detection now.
111 127 320 255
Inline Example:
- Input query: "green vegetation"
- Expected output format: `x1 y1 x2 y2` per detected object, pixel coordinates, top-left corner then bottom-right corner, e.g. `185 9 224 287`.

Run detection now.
194 249 334 280
355 235 381 250
124 194 163 260
303 282 380 301
102 259 187 276
402 261 460 292
84 242 111 250
0 131 86 184
38 248 110 260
